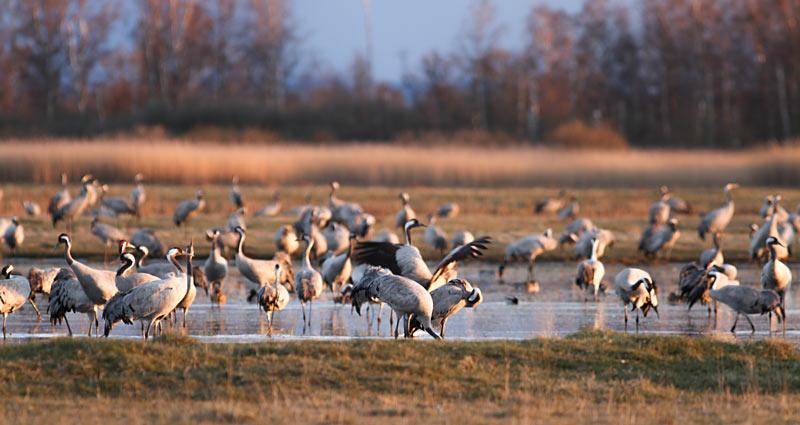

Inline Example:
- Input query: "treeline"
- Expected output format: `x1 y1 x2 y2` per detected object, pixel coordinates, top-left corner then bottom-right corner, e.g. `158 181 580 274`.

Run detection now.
0 0 798 147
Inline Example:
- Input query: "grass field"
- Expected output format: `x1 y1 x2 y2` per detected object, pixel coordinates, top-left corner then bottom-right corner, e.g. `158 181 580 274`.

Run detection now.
3 140 800 187
0 330 797 424
2 182 798 264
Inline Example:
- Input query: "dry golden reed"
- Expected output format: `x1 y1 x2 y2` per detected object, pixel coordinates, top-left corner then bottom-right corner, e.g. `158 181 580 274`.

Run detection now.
2 139 800 186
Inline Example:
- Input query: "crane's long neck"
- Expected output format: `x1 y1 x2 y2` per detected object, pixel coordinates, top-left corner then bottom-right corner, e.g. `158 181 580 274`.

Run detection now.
211 236 221 258
713 234 721 252
185 254 193 297
63 241 74 265
116 257 134 277
236 232 245 255
169 252 185 273
404 226 413 246
724 188 733 204
345 238 355 261
590 242 598 262
768 244 779 265
303 239 314 268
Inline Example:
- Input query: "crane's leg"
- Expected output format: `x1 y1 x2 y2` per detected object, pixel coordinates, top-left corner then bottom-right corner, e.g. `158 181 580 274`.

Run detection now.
28 298 41 321
743 314 756 334
377 302 384 334
145 319 155 340
308 300 313 328
62 315 73 336
390 309 394 336
183 308 188 329
394 314 402 339
730 313 739 333
635 309 640 333
527 260 534 281
440 318 448 339
623 305 628 331
301 301 307 333
267 311 273 335
3 313 6 339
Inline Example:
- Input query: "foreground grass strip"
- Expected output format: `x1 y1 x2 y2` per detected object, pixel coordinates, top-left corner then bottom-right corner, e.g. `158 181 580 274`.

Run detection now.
1 330 800 424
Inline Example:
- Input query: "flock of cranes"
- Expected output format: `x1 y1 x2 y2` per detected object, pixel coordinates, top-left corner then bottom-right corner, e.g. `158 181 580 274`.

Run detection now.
0 177 796 340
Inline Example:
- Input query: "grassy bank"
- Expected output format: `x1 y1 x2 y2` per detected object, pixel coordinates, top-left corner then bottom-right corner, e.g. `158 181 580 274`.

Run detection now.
0 330 798 424
3 140 800 187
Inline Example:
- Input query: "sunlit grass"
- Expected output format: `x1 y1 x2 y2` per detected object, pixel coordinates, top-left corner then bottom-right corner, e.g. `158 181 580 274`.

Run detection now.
0 330 798 424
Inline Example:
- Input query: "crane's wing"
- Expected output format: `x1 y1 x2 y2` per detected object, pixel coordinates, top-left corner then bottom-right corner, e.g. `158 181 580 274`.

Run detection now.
352 242 403 275
428 236 491 291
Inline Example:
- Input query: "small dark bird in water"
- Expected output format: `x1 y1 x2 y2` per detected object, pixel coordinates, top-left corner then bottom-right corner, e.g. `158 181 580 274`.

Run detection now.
506 295 519 305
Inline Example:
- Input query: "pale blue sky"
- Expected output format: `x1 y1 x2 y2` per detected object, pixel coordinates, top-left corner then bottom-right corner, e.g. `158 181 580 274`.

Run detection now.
295 0 584 82
113 1 587 83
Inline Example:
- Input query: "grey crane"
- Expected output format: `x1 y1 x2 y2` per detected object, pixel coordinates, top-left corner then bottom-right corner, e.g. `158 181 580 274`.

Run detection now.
708 284 783 334
750 195 789 263
395 192 416 229
699 232 724 268
354 219 490 292
558 217 594 246
256 263 290 334
557 197 579 220
103 246 193 339
81 174 100 207
408 278 482 338
452 230 474 249
234 227 293 293
52 178 92 230
133 245 179 279
329 181 364 224
351 266 441 339
425 214 448 256
48 173 71 216
660 186 692 214
347 212 376 238
436 202 460 218
56 233 118 307
226 207 247 231
295 234 324 329
697 183 738 240
686 266 739 318
230 176 245 208
642 217 680 259
204 229 228 289
759 195 789 222
254 190 281 217
47 268 97 336
116 252 159 292
23 201 41 216
573 227 614 260
322 233 356 293
130 228 165 259
274 224 300 257
3 216 24 256
27 266 60 308
576 238 605 302
614 268 659 332
761 236 792 330
130 173 146 214
100 184 138 217
535 190 565 214
173 190 205 227
324 222 350 256
649 190 671 225
91 216 128 263
173 251 198 328
498 229 558 283
0 265 33 338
